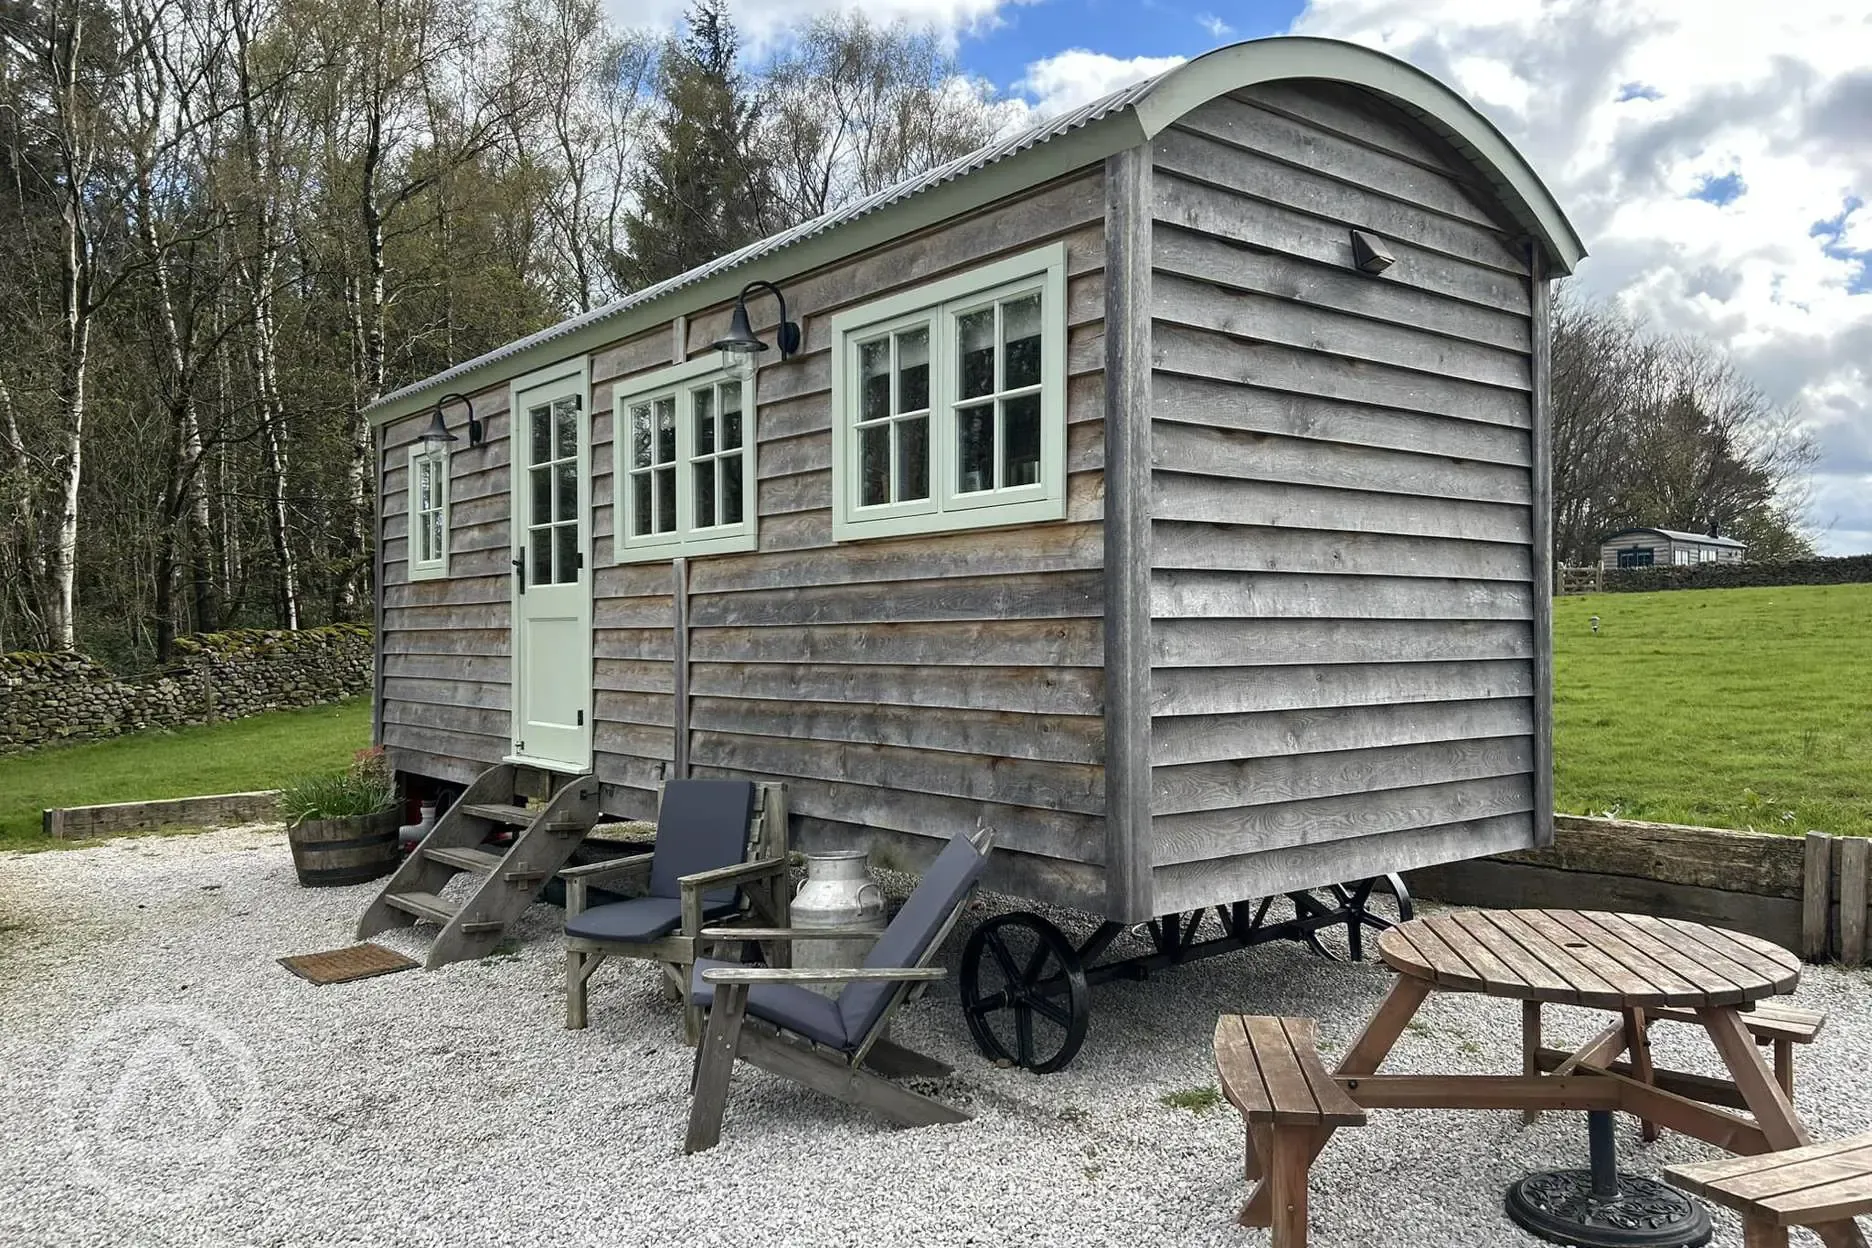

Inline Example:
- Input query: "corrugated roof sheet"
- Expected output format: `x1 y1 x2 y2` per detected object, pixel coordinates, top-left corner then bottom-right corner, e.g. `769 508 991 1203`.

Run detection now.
367 72 1170 414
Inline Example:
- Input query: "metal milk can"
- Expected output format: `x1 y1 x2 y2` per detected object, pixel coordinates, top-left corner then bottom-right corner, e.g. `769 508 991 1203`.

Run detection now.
791 850 887 996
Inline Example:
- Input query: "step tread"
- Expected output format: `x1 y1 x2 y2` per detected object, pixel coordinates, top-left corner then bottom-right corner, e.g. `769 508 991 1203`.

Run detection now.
384 891 458 924
424 846 505 873
459 802 534 827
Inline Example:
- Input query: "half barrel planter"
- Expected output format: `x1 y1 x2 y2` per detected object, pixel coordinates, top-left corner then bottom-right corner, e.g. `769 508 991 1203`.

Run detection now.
287 809 401 887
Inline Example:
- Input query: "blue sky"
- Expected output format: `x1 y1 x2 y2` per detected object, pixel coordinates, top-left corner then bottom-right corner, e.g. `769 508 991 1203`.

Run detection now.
957 0 1303 91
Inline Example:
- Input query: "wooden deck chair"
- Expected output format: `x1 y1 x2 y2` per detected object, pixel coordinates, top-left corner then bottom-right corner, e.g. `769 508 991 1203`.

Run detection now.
561 780 789 1041
683 826 993 1153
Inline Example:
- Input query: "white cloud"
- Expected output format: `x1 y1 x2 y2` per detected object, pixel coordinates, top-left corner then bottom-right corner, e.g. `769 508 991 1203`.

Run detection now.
606 0 1015 53
1015 49 1188 120
1293 0 1872 552
1197 14 1236 40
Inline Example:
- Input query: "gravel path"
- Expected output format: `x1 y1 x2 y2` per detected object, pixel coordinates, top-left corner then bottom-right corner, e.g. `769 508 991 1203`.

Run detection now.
2 827 1868 1248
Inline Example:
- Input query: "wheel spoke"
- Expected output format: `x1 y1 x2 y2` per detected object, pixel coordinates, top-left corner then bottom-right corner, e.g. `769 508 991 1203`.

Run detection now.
983 929 1021 981
1020 937 1051 983
1028 993 1073 1028
1015 1004 1035 1067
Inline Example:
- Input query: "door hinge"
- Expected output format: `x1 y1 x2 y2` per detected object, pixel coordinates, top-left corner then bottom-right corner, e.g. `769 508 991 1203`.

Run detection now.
576 550 584 570
576 710 584 726
515 739 525 752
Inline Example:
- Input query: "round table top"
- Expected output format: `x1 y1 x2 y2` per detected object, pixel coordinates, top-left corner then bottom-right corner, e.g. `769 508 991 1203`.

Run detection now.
1377 909 1801 1009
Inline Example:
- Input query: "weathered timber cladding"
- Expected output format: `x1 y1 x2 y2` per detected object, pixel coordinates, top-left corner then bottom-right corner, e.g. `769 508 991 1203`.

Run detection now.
380 381 516 785
1144 83 1543 903
373 52 1575 925
585 172 1111 862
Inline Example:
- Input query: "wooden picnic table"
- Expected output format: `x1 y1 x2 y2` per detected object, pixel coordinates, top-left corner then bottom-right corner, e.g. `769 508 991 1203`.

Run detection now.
1239 908 1866 1248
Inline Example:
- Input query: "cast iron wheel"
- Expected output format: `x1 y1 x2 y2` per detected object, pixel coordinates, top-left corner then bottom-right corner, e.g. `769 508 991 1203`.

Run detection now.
960 911 1090 1074
1329 873 1415 961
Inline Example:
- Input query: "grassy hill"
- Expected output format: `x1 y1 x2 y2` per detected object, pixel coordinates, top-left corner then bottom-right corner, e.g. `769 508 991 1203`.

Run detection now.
1554 582 1872 836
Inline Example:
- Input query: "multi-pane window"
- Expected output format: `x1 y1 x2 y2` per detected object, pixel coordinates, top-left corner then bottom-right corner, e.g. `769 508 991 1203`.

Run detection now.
526 394 582 585
625 394 678 537
407 446 448 580
954 293 1043 498
615 359 758 561
832 244 1066 541
855 326 930 507
689 378 747 530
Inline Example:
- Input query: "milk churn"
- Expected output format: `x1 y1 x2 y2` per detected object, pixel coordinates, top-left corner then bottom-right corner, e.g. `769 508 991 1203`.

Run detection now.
791 850 887 997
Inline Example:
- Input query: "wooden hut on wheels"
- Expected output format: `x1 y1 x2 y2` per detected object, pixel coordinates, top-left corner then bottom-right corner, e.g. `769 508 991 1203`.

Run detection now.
362 38 1583 969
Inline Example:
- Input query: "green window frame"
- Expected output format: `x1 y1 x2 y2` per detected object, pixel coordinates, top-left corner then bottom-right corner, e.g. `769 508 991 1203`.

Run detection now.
407 445 449 581
614 356 758 562
830 243 1068 541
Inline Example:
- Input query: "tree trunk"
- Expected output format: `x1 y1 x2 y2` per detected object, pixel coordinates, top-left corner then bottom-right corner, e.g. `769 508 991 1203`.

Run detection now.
248 268 300 631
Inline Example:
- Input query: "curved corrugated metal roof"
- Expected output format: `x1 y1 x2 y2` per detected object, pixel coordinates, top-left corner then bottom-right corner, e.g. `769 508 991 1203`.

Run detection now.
1603 528 1747 548
368 36 1583 422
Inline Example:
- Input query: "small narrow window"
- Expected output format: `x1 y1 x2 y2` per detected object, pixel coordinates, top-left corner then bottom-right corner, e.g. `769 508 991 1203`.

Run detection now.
408 445 448 580
832 244 1067 541
615 359 758 562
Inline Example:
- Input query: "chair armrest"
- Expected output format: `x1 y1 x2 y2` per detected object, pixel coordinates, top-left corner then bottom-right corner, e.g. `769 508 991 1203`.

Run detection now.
701 966 945 986
559 852 654 918
698 926 880 943
559 852 655 881
677 857 790 893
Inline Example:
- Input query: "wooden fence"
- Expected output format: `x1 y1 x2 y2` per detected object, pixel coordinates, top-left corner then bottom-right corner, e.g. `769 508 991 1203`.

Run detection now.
1408 815 1872 965
1555 565 1604 595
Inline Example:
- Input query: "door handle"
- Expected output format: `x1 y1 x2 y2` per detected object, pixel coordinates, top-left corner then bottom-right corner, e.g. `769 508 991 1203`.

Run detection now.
513 555 526 594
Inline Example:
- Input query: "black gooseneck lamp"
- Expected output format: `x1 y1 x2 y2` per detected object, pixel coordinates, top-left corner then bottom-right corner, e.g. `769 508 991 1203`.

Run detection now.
418 391 482 448
711 280 801 371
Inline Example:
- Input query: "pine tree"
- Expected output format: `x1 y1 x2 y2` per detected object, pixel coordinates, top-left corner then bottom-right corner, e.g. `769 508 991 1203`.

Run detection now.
616 0 773 289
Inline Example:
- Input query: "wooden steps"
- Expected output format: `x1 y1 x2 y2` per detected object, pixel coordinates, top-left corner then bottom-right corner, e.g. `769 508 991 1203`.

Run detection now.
458 802 534 827
423 846 505 874
383 891 501 933
356 764 601 968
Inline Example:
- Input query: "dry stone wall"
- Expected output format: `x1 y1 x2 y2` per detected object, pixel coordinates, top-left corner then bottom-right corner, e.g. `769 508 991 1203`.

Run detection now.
0 624 371 754
1603 554 1872 593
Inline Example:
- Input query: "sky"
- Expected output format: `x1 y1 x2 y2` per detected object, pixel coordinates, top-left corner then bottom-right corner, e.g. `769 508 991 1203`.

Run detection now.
629 0 1872 554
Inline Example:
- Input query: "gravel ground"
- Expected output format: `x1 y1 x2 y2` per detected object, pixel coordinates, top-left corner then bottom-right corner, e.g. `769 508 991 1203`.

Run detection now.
2 826 1868 1248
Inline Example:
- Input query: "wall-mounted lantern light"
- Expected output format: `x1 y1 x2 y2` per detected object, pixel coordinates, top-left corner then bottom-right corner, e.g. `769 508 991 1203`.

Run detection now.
418 392 481 448
711 280 801 371
1350 229 1396 275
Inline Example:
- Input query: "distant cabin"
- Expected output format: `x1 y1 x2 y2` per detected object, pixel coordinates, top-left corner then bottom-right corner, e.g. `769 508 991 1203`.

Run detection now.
362 37 1583 922
1599 529 1747 570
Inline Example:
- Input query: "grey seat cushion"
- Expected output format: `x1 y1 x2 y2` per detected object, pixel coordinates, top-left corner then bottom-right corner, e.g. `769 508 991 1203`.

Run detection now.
648 780 758 902
565 895 739 943
837 832 989 1043
690 957 848 1050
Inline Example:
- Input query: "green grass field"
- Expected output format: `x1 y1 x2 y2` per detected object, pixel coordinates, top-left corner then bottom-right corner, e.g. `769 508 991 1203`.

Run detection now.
1 583 1866 852
1554 583 1872 836
0 697 373 850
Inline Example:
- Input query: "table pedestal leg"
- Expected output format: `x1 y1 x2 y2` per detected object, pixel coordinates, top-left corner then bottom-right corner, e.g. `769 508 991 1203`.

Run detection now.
1504 1110 1713 1248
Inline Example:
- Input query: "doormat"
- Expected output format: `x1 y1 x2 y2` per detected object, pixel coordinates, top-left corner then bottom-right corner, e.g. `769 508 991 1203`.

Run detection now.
278 942 420 985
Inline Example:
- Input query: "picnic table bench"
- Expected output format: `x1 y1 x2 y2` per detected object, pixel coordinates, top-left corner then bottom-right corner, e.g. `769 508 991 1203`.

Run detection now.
1222 909 1865 1248
1666 1131 1872 1248
1214 1015 1366 1247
